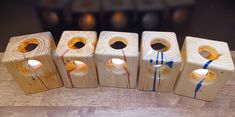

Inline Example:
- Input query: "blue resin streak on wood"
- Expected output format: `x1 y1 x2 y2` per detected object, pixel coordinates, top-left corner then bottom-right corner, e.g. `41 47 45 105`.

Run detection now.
162 52 174 68
149 52 174 92
161 52 164 64
194 78 206 98
165 61 174 68
156 52 159 65
152 52 159 92
149 59 153 64
152 69 157 92
158 52 164 86
194 60 213 99
203 60 213 69
150 52 175 91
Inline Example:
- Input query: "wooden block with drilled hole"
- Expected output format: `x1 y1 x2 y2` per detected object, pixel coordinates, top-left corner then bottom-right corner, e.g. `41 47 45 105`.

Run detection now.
175 36 235 101
2 32 63 94
95 31 139 88
54 31 98 88
138 31 182 92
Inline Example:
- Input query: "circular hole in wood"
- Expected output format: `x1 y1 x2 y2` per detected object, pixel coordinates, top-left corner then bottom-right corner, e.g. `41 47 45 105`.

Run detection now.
150 39 170 52
198 46 220 60
173 8 189 24
142 13 159 30
68 37 86 49
189 69 216 86
148 64 171 80
106 58 127 75
66 60 88 76
18 59 43 74
42 11 59 26
27 60 42 70
18 39 39 53
111 11 127 29
110 37 128 49
78 13 96 30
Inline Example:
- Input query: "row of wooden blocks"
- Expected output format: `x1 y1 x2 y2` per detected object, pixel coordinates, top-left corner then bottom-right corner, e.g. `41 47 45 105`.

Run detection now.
2 31 234 101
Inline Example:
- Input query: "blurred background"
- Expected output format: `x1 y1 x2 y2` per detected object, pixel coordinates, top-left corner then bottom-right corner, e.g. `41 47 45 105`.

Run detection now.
0 0 235 51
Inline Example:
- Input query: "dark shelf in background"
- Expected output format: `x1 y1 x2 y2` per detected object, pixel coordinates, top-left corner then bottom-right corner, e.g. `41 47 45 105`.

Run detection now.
0 0 235 51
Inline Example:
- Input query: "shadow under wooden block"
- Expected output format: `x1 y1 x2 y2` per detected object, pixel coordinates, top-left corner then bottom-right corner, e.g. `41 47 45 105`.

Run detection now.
54 31 98 88
175 36 235 101
95 31 139 88
138 31 182 92
2 32 63 94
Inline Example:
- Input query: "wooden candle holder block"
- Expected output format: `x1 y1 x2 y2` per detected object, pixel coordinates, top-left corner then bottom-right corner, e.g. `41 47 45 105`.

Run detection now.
95 31 139 88
138 31 182 92
136 0 164 30
175 37 235 101
102 0 135 31
54 31 98 88
2 32 63 94
71 0 101 31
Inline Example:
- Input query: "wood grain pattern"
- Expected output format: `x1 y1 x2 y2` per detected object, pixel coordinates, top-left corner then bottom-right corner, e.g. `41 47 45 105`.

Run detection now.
54 31 98 88
1 32 62 94
175 36 235 101
138 31 182 92
0 52 235 116
95 31 139 88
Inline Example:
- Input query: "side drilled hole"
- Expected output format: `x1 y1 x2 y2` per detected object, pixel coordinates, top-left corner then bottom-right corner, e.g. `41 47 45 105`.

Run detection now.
68 37 86 49
150 39 170 52
110 37 128 49
189 69 216 86
106 58 127 75
148 64 172 80
66 60 88 76
18 59 43 74
18 39 39 53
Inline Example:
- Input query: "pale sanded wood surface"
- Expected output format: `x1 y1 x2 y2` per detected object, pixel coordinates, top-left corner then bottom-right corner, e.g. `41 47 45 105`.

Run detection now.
95 31 139 88
175 37 234 101
1 32 62 94
138 31 182 92
54 31 98 88
0 52 235 116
